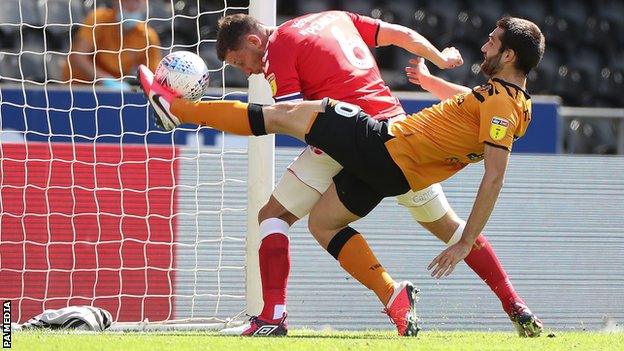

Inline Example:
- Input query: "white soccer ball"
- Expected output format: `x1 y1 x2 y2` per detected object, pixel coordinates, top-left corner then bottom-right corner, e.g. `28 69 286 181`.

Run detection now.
154 51 210 101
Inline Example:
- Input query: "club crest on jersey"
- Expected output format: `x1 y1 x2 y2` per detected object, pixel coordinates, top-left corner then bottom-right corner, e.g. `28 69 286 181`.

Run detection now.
267 73 277 96
489 117 509 141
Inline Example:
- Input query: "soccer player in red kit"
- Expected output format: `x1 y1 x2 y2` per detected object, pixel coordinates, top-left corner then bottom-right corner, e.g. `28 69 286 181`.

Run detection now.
216 12 447 336
176 12 539 337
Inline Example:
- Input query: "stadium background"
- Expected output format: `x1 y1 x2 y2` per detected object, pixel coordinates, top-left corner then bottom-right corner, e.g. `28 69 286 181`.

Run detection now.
0 0 623 332
1 0 623 153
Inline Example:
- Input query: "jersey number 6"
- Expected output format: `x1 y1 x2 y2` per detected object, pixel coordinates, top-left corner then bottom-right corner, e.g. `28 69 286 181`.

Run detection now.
330 25 375 71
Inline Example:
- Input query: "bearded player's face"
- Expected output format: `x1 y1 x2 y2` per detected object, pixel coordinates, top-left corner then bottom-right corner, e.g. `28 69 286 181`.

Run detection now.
225 35 265 76
480 27 505 77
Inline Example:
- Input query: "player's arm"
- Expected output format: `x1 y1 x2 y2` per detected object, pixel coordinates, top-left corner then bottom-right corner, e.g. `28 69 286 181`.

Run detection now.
427 144 510 278
405 57 471 100
428 95 517 278
376 22 462 69
463 144 510 243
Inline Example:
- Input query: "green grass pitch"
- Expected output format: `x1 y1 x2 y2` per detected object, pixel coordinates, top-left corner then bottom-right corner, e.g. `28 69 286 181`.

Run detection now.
10 330 624 351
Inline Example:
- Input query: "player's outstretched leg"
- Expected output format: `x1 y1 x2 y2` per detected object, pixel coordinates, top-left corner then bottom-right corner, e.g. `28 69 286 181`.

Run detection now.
220 313 288 337
137 65 181 131
384 281 420 336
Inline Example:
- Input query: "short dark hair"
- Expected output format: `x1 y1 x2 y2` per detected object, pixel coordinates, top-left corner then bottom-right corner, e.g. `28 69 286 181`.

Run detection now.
216 14 261 61
496 17 545 75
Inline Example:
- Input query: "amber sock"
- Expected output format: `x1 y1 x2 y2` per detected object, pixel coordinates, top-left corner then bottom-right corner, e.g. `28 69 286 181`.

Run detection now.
171 99 266 136
327 227 395 305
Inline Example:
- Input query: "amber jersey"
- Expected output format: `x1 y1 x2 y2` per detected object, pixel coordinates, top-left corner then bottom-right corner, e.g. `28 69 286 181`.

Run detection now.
385 78 532 191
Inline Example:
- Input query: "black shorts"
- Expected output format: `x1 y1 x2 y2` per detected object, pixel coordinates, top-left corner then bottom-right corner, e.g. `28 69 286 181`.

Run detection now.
304 99 411 217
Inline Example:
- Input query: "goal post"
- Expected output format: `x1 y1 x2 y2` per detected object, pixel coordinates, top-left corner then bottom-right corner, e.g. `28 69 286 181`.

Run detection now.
245 0 277 320
0 0 275 330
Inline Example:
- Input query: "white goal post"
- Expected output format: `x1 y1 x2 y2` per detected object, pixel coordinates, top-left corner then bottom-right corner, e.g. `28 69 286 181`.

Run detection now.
245 0 276 319
0 0 275 331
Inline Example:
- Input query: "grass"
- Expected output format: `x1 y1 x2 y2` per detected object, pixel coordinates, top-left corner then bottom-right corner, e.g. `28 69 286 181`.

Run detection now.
10 330 624 351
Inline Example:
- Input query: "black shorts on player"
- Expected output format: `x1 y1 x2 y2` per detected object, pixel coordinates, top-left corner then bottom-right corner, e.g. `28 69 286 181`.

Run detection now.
305 99 410 217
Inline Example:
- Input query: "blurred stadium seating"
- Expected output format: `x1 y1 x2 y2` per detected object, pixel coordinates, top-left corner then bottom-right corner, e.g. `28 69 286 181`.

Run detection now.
0 0 622 152
0 0 619 107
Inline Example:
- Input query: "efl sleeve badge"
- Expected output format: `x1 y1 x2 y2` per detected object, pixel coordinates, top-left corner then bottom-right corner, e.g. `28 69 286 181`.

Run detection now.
489 117 509 141
266 73 278 96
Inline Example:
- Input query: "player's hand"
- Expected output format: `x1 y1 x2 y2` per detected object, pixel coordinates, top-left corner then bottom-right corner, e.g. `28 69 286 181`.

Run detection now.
405 57 431 87
427 240 472 279
437 47 463 69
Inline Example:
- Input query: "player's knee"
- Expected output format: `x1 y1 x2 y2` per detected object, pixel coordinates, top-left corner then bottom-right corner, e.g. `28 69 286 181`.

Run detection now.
396 183 451 222
420 212 460 237
306 216 336 249
307 206 335 236
258 197 298 226
307 207 323 236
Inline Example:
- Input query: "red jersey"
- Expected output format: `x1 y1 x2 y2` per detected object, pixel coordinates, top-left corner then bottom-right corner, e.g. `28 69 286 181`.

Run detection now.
263 11 405 120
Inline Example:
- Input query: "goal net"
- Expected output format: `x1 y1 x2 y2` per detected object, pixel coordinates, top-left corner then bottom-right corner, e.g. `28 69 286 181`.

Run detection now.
0 0 272 329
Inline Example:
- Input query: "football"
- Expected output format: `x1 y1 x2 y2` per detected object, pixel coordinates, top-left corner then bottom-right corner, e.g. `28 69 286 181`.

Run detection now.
154 51 210 101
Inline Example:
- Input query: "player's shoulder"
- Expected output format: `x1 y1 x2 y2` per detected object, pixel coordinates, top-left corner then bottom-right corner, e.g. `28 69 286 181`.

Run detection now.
275 13 318 36
268 17 307 48
490 78 531 102
275 11 350 38
284 11 349 26
470 79 529 106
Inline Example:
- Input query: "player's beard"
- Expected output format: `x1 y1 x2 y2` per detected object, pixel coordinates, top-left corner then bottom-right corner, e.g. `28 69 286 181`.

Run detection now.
480 51 504 77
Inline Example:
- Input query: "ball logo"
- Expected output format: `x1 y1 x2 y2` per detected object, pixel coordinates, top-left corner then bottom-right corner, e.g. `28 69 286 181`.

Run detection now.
489 117 509 141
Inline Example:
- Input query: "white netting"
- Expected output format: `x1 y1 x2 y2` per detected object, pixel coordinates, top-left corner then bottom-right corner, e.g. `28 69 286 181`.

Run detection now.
0 0 255 328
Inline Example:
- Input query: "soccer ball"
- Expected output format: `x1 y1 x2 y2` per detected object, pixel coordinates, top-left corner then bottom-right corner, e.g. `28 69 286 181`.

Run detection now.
154 51 210 101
